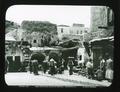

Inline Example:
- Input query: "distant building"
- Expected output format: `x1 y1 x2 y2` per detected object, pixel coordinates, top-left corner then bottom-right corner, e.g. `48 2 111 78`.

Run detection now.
69 23 85 35
57 25 70 40
57 23 89 41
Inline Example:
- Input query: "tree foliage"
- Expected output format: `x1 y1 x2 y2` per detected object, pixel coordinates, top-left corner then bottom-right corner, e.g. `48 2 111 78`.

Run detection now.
21 20 57 34
21 20 59 47
5 20 20 33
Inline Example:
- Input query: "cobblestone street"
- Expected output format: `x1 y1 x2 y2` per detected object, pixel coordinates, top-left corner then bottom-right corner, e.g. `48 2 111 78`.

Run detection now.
5 70 111 87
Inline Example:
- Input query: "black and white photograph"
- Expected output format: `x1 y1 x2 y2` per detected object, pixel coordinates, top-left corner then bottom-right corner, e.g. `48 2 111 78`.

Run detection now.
5 5 114 87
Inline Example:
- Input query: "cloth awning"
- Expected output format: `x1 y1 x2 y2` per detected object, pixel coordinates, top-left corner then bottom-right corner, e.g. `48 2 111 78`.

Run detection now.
30 47 58 51
89 36 114 43
5 36 16 41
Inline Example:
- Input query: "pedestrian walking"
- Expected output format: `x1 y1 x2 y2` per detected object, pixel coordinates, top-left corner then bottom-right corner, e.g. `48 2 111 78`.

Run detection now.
32 59 39 75
61 58 65 73
29 59 33 74
68 57 74 75
42 59 48 74
49 58 56 75
86 58 93 79
58 59 64 74
105 56 113 82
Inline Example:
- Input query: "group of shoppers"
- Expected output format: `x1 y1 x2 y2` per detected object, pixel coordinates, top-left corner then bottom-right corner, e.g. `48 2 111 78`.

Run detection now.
29 55 64 76
85 55 113 82
5 52 113 83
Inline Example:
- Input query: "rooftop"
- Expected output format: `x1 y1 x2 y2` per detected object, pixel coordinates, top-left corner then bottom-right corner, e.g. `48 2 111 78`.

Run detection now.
57 25 70 27
73 23 84 27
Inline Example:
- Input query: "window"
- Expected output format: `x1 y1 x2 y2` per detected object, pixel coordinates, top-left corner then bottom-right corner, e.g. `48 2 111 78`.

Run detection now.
61 28 63 33
77 30 79 34
80 31 82 34
79 55 82 60
33 39 36 43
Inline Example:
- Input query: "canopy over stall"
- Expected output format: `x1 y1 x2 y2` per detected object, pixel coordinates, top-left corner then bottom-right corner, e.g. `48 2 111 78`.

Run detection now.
89 36 114 69
30 47 58 51
5 36 16 42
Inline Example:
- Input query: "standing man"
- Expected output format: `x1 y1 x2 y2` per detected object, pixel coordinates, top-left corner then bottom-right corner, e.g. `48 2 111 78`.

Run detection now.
42 57 48 74
5 56 9 74
60 58 65 74
68 57 74 75
49 58 56 75
29 54 34 74
105 56 113 82
99 56 106 80
58 58 64 74
86 58 93 79
32 59 39 75
29 59 33 74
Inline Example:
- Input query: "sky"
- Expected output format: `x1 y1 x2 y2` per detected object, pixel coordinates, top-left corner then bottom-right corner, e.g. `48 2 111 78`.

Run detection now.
6 5 91 28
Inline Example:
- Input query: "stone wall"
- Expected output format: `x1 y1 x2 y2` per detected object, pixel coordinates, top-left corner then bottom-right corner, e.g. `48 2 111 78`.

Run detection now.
90 6 108 32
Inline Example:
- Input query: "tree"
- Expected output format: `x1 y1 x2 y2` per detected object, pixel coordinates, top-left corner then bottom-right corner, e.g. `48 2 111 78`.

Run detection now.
21 20 59 47
21 20 57 33
5 20 20 34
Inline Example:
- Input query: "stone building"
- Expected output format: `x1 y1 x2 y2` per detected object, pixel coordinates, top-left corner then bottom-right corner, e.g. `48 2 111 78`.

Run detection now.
89 6 114 69
21 21 58 47
70 23 85 35
68 23 86 41
90 6 114 38
57 24 89 41
57 25 70 40
5 31 23 72
91 6 107 32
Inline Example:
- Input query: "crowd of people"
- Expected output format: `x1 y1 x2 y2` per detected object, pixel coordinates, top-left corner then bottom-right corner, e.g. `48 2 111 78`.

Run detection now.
85 55 113 82
28 55 66 76
5 52 113 83
26 53 113 83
